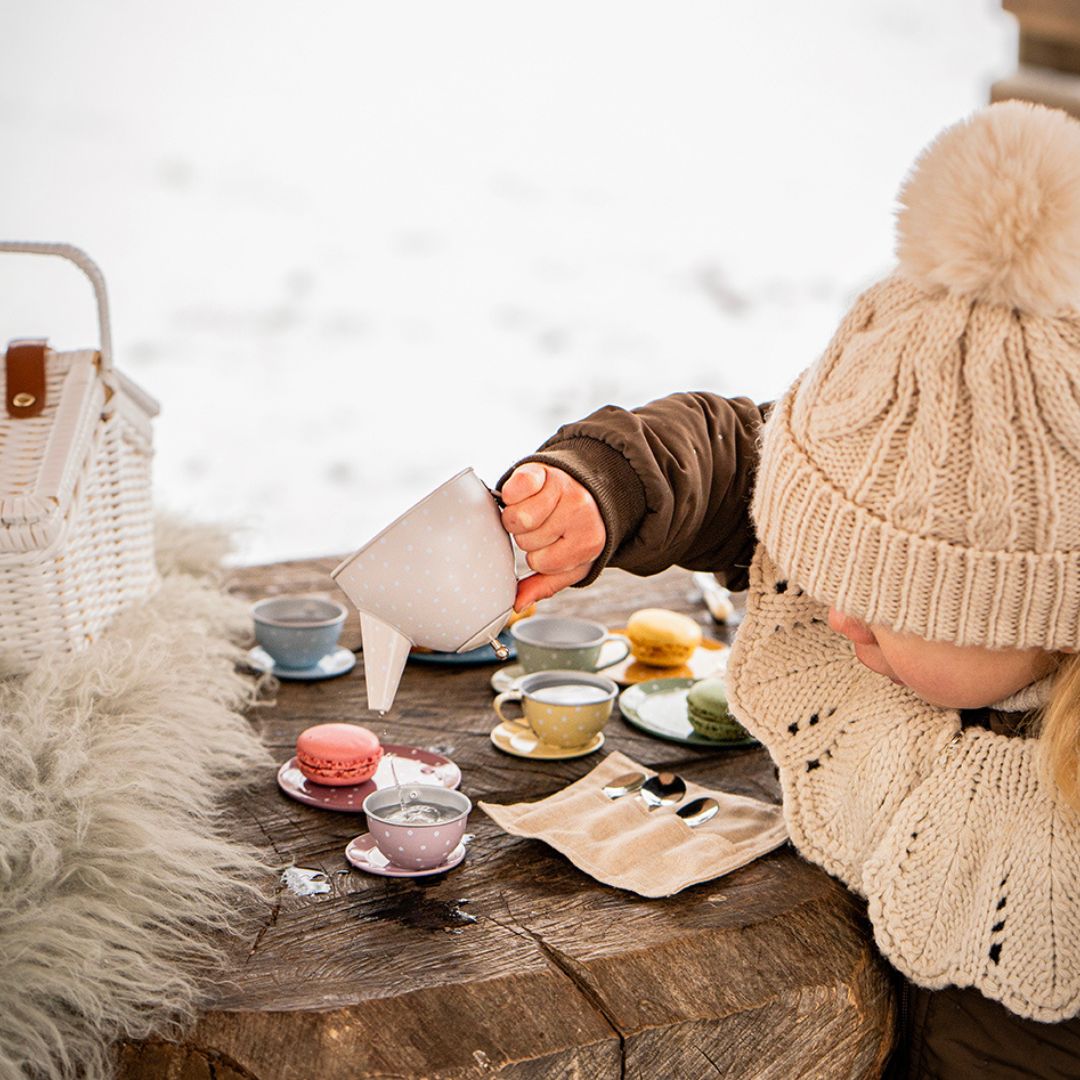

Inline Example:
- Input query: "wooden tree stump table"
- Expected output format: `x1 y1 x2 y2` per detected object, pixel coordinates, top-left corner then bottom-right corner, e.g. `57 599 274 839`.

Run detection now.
116 559 895 1080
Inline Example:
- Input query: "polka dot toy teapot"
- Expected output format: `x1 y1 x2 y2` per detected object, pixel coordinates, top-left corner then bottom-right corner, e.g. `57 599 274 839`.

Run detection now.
331 468 519 712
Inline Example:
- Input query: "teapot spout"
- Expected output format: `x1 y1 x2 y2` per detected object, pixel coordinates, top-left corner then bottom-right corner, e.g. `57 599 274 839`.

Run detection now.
360 613 413 713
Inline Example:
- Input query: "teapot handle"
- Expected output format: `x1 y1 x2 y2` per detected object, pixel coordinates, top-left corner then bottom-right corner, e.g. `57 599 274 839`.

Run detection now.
484 481 535 583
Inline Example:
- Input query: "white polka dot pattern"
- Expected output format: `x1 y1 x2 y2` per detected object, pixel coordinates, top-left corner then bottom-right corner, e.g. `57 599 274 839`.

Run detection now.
492 674 616 749
333 468 517 654
369 813 468 871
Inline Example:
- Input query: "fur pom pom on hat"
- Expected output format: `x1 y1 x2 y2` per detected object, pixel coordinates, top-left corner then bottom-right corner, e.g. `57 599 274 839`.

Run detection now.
896 100 1080 317
751 102 1080 652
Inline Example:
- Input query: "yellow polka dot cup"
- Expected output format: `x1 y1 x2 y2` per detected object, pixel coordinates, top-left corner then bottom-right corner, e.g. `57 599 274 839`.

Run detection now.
493 671 617 748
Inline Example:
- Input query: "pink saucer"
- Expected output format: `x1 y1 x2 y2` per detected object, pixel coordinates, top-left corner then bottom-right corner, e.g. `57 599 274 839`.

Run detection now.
277 744 461 812
345 832 467 877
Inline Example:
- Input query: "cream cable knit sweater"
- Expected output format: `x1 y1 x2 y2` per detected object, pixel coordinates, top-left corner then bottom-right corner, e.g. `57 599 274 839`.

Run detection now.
725 545 1080 1023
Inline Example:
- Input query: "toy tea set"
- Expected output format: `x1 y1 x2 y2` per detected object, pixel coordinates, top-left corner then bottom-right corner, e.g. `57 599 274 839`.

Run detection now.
257 467 747 881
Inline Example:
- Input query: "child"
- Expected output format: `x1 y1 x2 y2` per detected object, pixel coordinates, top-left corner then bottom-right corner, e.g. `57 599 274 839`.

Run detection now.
497 101 1080 1078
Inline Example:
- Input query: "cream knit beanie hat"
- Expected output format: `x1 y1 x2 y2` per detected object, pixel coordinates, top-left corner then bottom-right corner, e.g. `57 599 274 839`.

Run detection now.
752 101 1080 651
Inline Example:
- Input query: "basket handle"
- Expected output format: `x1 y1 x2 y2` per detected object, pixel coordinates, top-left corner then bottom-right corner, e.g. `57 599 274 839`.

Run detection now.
0 242 113 371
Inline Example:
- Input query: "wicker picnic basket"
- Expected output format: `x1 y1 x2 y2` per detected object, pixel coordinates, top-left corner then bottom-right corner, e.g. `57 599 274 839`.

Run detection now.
0 241 160 673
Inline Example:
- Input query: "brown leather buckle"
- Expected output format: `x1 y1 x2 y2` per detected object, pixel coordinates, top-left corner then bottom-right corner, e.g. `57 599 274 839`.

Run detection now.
6 339 48 419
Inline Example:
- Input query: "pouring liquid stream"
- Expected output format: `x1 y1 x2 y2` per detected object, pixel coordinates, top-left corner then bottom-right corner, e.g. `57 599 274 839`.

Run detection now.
382 753 450 824
388 753 407 816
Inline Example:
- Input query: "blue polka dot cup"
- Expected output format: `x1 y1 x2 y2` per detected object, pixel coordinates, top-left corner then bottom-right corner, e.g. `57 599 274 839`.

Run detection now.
363 784 471 870
510 616 630 675
251 596 347 669
493 671 618 748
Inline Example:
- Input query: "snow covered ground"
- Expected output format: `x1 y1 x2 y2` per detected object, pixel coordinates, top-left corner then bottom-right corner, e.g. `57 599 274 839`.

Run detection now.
0 1 1014 565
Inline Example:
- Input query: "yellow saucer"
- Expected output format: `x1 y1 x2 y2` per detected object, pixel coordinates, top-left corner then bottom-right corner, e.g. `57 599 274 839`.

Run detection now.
607 627 728 684
491 639 727 694
489 721 605 761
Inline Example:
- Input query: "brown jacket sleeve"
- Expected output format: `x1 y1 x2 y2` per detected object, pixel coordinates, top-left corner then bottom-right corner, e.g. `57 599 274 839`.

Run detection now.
498 392 771 593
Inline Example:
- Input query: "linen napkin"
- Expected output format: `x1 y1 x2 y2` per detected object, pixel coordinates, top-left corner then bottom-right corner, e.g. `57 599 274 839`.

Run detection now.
478 751 788 897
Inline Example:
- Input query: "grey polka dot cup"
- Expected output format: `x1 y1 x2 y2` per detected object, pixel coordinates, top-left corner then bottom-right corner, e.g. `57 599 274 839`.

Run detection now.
363 784 471 871
510 616 630 675
493 671 618 748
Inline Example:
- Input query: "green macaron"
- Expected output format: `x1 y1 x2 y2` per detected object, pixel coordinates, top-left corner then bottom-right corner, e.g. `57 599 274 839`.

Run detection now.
686 677 749 742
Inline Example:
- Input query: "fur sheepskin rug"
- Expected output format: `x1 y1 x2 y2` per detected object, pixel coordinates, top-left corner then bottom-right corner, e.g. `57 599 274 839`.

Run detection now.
0 515 274 1080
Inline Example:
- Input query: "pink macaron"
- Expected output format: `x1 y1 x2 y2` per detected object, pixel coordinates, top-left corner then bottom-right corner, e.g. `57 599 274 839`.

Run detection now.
296 723 383 786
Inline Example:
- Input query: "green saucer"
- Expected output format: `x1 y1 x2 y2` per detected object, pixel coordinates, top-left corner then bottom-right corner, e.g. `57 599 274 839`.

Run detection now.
618 678 759 749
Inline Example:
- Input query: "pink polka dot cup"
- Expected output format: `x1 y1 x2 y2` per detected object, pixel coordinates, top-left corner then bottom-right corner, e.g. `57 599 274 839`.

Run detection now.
362 784 472 871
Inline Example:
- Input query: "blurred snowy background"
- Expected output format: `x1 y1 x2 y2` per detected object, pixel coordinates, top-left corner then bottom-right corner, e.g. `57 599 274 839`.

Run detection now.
0 1 1013 565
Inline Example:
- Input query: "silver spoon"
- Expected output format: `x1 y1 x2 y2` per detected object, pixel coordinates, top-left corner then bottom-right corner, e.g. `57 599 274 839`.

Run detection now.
602 771 646 799
639 772 686 811
676 796 720 828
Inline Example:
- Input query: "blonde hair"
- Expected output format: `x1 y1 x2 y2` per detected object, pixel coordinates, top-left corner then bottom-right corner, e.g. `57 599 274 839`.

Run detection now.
1038 652 1080 810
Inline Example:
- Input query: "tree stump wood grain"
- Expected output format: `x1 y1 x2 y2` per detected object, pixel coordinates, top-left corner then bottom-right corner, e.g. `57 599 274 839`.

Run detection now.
115 559 895 1080
994 1 1080 117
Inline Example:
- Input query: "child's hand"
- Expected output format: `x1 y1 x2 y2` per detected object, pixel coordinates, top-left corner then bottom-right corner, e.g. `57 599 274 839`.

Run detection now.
500 463 606 611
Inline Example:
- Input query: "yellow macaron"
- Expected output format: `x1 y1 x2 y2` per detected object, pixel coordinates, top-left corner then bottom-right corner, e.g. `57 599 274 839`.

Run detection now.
626 608 703 667
506 602 538 627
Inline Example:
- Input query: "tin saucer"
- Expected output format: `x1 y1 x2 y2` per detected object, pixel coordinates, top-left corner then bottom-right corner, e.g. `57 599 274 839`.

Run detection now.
409 630 515 666
618 678 757 748
490 635 727 693
345 833 467 877
277 744 461 812
246 645 356 681
489 721 604 760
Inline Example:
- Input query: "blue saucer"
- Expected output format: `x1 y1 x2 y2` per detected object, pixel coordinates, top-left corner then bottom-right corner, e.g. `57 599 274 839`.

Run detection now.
246 645 357 681
408 630 516 667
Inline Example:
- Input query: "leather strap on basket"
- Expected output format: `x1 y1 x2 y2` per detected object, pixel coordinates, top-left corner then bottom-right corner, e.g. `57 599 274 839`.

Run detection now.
6 339 47 418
